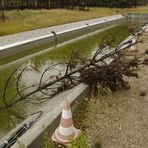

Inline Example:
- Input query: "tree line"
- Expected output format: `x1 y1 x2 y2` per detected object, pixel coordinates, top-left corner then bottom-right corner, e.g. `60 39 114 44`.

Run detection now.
0 0 148 10
0 0 89 10
90 0 148 8
0 0 148 21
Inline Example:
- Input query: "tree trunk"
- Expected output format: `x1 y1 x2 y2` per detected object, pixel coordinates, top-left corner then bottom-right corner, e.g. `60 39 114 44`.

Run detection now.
0 0 5 21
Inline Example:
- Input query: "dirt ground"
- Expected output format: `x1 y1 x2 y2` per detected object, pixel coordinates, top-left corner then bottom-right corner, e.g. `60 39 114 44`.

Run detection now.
74 32 148 148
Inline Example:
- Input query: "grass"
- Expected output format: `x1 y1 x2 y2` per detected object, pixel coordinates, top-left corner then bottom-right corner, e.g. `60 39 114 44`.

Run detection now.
42 132 88 148
0 7 147 35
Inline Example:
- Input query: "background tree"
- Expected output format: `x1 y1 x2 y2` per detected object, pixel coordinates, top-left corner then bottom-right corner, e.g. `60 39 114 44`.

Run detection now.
0 0 148 12
0 0 5 21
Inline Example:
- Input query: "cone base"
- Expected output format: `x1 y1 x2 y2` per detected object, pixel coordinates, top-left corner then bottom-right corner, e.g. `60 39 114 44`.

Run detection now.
51 127 80 146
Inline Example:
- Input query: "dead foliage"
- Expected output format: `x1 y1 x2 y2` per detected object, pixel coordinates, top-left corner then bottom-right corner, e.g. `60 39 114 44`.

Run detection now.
80 56 139 91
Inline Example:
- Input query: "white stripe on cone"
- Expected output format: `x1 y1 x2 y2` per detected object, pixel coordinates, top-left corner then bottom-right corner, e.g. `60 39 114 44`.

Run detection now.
59 125 75 136
62 109 72 119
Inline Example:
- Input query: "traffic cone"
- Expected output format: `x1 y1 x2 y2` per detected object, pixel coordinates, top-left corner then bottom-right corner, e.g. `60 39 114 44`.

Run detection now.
51 99 80 145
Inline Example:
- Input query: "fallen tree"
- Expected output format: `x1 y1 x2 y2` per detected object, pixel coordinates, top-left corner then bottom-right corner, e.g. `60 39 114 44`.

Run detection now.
0 24 147 111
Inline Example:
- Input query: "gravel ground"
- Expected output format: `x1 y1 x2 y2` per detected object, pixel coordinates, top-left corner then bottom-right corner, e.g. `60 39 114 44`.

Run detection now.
0 15 121 47
74 32 148 148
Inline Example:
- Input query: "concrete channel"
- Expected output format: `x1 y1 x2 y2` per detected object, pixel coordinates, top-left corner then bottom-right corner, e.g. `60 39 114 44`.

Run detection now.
0 15 123 58
0 14 147 148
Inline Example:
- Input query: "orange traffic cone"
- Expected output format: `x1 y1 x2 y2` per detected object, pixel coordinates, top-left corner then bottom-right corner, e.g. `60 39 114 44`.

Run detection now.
51 99 80 145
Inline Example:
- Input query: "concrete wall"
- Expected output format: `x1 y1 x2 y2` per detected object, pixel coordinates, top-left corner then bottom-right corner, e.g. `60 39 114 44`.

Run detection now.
127 13 148 19
0 15 124 59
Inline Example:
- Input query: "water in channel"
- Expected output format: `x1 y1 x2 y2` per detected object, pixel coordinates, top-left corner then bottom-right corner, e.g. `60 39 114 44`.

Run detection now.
0 19 146 139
